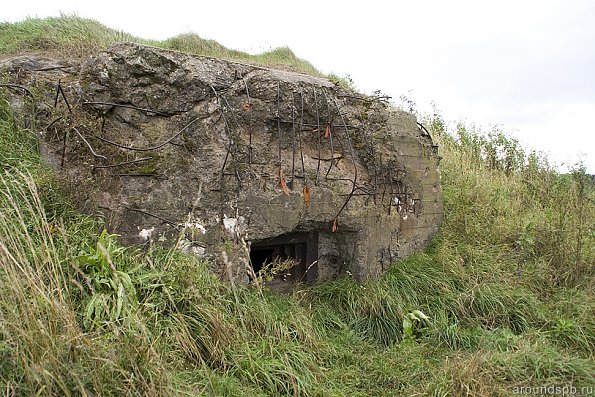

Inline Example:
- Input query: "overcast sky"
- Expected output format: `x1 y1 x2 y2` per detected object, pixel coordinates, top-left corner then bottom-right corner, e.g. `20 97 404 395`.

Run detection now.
4 0 594 172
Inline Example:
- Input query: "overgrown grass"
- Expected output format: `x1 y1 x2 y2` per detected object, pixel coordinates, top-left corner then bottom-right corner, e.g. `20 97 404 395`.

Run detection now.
1 18 594 396
0 15 324 77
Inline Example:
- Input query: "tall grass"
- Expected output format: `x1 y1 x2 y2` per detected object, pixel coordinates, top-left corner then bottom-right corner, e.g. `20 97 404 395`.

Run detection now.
430 115 594 289
0 171 167 395
0 92 327 395
0 174 325 396
0 171 326 395
0 19 594 394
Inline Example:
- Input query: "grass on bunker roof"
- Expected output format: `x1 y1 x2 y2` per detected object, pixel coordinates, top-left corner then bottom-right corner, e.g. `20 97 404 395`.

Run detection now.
0 14 332 79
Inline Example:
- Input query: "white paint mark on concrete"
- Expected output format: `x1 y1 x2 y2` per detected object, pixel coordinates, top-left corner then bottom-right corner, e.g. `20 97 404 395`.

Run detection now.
182 220 207 234
177 238 206 257
138 227 155 241
223 214 246 236
191 246 206 256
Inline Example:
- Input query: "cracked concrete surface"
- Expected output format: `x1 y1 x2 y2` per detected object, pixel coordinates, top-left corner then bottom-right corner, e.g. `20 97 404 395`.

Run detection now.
2 43 443 284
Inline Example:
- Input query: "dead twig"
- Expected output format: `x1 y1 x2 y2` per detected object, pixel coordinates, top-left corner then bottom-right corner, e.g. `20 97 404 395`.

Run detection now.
73 127 107 160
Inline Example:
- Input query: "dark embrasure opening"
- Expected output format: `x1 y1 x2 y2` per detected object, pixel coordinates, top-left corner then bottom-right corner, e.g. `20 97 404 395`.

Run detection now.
249 232 318 283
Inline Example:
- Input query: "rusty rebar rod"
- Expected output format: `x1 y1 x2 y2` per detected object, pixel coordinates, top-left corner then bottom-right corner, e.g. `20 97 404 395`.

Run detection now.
93 156 153 170
388 168 394 215
379 154 387 203
82 101 172 116
273 118 359 129
219 94 243 187
298 89 306 184
126 207 179 229
312 155 343 161
322 91 336 179
60 130 69 167
336 94 391 102
0 83 33 97
328 92 358 188
277 82 282 165
45 117 63 131
285 88 305 187
417 121 431 136
57 81 72 114
53 83 60 108
243 79 253 165
291 95 297 187
313 88 322 186
215 103 234 184
95 116 201 152
32 65 69 72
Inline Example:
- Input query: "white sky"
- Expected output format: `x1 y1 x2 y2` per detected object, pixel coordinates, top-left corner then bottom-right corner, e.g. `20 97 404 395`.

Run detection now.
4 0 594 172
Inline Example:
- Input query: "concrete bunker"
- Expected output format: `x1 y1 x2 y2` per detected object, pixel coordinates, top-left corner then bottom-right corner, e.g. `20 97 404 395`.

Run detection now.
1 43 444 285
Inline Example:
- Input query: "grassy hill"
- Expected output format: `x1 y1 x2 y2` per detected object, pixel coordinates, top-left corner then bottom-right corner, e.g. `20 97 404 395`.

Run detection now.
1 16 593 396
